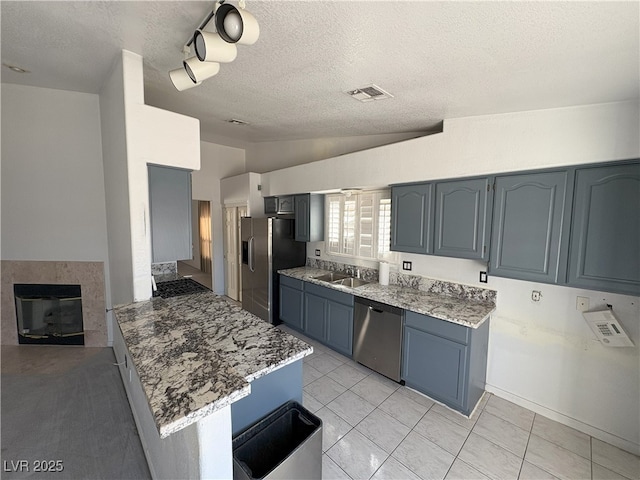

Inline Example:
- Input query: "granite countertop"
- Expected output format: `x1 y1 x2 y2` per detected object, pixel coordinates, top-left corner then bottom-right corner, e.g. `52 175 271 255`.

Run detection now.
279 266 496 328
114 292 312 438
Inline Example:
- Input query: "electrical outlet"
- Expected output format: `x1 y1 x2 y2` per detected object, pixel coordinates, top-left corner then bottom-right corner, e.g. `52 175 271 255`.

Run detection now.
129 369 132 382
402 261 412 271
479 271 488 283
576 296 590 312
531 290 542 302
315 249 321 257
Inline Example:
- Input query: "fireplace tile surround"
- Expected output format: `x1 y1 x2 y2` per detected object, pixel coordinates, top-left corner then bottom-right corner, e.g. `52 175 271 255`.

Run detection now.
1 261 107 347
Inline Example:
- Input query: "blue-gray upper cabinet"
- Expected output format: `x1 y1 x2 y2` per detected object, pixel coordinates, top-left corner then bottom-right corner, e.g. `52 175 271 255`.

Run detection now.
489 171 570 283
391 183 434 254
434 178 492 260
294 194 324 242
148 165 192 263
264 196 278 215
568 162 640 296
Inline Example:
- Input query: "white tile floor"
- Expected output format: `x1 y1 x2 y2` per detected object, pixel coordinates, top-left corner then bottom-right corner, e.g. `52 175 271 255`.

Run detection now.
278 325 640 480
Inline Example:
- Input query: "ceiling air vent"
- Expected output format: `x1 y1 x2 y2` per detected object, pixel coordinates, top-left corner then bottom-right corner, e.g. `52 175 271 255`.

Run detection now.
227 119 249 126
346 84 393 102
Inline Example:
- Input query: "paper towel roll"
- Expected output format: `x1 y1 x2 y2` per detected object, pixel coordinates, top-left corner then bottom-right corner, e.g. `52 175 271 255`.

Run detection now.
378 261 390 286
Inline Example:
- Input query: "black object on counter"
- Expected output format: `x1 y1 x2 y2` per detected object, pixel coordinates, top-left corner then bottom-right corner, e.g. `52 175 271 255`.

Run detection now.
155 278 209 299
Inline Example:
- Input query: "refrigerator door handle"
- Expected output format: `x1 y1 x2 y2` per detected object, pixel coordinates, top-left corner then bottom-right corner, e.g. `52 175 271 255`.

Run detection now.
248 236 255 272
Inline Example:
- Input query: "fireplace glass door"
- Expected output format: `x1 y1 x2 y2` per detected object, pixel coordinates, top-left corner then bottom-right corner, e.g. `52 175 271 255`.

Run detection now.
14 284 84 345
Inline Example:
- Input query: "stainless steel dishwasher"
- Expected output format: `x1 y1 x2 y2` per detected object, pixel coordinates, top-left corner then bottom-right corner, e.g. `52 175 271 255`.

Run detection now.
353 297 404 382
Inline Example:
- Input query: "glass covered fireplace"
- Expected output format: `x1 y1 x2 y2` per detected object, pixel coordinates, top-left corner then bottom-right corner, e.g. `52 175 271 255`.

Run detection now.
14 284 84 345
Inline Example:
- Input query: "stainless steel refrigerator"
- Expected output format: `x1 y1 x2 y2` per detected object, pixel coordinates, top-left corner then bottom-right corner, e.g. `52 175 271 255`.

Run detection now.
241 217 306 324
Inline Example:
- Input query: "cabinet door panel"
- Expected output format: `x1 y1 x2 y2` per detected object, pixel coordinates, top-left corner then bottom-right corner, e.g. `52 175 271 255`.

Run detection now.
391 184 433 254
402 327 467 408
279 285 304 330
326 301 353 357
264 197 278 215
294 195 310 242
434 178 491 260
490 172 568 283
304 293 326 341
568 163 640 295
148 165 192 263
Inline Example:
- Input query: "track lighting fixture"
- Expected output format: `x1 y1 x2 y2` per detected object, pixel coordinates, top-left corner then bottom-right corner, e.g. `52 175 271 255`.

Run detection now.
183 57 221 83
193 30 238 63
168 0 259 91
169 67 201 91
214 2 260 45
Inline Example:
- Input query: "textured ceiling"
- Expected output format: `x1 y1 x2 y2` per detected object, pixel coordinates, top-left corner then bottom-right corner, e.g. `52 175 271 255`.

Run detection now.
2 1 638 145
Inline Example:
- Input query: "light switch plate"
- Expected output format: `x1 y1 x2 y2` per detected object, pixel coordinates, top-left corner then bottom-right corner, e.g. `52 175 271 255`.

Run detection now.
402 261 412 271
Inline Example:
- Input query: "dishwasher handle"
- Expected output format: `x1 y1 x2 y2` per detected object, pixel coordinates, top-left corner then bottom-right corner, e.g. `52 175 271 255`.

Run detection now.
356 297 403 316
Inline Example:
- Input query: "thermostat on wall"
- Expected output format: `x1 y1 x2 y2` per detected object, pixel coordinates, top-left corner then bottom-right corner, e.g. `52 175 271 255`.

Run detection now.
582 308 634 347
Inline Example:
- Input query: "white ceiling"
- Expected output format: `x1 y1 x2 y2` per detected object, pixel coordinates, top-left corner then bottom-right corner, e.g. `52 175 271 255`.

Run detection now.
2 1 638 146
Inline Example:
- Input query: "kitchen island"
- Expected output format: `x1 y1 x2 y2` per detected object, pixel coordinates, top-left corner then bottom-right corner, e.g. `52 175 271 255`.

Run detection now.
113 291 312 479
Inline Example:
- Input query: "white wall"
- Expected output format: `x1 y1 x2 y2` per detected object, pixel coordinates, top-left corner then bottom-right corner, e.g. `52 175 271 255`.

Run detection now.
264 101 640 452
1 84 109 262
100 55 134 308
220 172 263 217
261 101 639 195
191 141 245 294
245 131 430 173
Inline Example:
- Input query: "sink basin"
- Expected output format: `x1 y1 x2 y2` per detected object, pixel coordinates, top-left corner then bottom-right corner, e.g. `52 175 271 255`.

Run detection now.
331 277 370 288
312 272 349 282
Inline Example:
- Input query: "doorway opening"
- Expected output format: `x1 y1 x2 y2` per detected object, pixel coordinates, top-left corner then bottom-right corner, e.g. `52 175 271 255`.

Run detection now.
177 199 213 290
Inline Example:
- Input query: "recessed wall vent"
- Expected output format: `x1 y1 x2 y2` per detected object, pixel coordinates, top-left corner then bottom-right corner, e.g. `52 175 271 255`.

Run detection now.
346 84 393 102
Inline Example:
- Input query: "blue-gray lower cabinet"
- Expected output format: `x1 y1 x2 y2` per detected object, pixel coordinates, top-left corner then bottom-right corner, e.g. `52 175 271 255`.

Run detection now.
568 162 640 296
303 283 354 357
304 292 327 340
279 276 305 330
402 311 489 415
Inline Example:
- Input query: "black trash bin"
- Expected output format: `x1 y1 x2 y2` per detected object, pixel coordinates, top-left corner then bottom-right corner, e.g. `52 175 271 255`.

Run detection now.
232 401 322 480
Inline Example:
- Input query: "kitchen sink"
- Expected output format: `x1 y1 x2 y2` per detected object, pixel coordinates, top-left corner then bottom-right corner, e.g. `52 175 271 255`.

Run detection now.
312 272 349 282
331 277 370 288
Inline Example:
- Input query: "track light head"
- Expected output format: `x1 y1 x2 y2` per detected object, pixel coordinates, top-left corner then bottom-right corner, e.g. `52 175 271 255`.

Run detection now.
214 3 260 45
193 29 238 62
183 57 221 83
169 67 200 91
